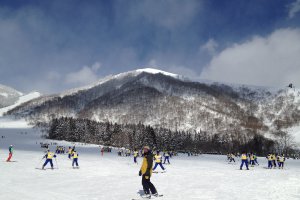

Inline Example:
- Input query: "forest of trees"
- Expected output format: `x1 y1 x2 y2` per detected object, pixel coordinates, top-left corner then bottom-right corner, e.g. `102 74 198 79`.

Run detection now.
44 117 283 155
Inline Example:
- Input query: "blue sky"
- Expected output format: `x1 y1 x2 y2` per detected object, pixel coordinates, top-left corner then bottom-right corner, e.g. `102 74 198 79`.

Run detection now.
0 0 300 93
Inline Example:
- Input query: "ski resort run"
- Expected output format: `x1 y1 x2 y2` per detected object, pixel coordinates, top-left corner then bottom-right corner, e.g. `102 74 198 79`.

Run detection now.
0 127 299 200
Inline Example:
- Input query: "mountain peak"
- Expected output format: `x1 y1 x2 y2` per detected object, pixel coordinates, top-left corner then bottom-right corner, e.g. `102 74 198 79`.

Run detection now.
135 68 180 78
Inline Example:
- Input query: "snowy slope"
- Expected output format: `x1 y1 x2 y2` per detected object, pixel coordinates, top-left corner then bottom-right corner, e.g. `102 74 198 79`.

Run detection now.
0 127 300 200
0 91 41 117
0 84 23 108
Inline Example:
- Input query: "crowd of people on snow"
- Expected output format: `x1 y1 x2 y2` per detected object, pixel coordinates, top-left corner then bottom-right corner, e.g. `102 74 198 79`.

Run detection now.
225 152 294 170
2 133 300 199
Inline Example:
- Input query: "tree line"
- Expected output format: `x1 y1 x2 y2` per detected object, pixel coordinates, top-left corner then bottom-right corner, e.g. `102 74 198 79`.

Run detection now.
42 117 294 156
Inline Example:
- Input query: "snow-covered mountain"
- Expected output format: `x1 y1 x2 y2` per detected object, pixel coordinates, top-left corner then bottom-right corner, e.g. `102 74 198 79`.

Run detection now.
5 68 300 142
0 84 23 108
0 91 41 117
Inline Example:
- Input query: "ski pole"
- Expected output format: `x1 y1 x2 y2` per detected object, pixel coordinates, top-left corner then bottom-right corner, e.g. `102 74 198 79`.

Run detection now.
36 157 44 168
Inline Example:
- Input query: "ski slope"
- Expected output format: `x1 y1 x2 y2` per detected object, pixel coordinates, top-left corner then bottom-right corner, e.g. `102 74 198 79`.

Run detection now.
0 128 300 200
0 91 41 117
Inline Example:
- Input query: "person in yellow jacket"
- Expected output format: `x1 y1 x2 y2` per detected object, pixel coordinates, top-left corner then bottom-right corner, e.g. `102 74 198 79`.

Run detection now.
249 153 255 167
272 154 277 168
138 146 158 198
42 150 57 170
153 151 165 171
72 150 79 168
278 154 285 169
68 147 72 159
267 153 273 169
240 152 249 170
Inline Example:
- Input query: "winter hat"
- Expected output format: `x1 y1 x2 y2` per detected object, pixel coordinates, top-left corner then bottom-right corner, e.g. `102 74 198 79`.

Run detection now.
143 146 150 150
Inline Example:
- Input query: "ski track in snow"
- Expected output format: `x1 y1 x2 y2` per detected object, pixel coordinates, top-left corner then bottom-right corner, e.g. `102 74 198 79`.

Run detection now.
0 128 300 200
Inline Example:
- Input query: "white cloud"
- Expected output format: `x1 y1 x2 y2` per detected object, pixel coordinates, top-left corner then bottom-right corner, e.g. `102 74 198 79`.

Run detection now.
91 62 101 71
200 39 218 56
65 62 101 86
200 28 300 87
288 0 300 19
47 71 61 81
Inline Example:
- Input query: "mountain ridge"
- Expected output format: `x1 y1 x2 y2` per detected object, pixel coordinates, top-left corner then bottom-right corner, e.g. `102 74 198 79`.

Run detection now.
3 68 300 145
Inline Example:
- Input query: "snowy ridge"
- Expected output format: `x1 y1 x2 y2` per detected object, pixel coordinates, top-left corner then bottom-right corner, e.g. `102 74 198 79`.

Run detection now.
0 91 41 117
0 84 23 96
4 68 300 144
0 84 24 108
59 68 183 97
136 68 182 79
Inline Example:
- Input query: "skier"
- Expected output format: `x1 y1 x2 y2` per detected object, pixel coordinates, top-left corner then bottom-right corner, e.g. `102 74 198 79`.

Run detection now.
278 154 285 169
163 151 170 164
6 145 14 162
42 150 57 169
138 146 159 198
272 153 277 168
72 150 79 168
227 153 231 161
153 151 165 171
101 147 104 156
240 152 249 170
134 149 138 164
267 153 273 169
249 153 255 167
68 147 72 159
229 153 235 163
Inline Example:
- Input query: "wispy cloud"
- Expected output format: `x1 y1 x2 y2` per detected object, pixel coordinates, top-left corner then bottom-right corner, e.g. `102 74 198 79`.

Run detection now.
288 0 300 19
65 62 102 86
125 0 202 30
201 28 300 87
200 39 218 56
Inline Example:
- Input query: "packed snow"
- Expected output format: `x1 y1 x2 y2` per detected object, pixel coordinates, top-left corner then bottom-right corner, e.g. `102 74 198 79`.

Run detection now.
0 126 300 200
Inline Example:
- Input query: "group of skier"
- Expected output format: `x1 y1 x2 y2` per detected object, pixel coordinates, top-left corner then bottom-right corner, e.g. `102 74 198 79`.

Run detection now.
133 148 171 167
55 146 66 154
41 146 79 169
267 153 285 169
236 152 286 170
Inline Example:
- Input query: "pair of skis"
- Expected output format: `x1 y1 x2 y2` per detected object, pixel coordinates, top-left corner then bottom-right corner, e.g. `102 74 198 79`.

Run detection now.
132 194 163 200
